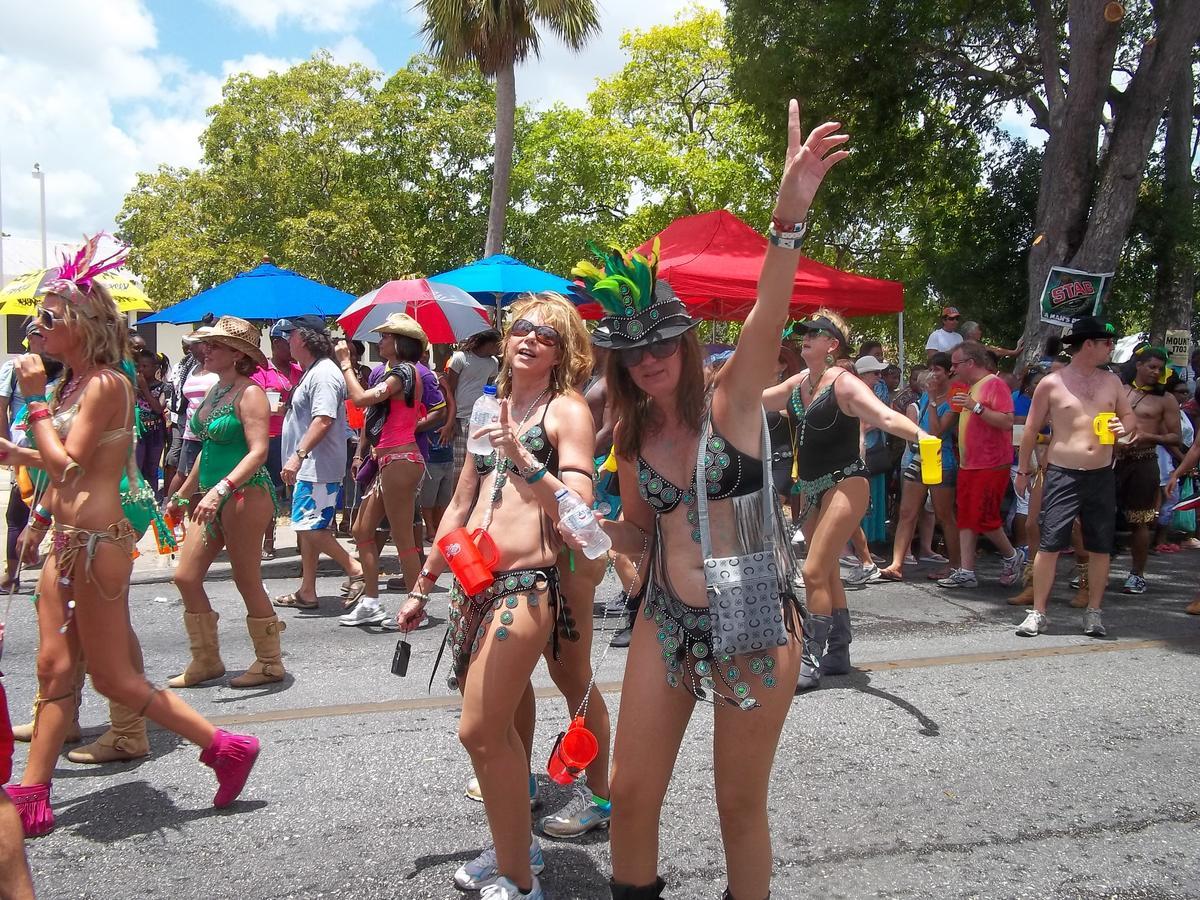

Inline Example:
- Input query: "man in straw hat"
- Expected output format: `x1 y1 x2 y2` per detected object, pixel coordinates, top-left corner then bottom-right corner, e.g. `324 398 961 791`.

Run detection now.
1013 317 1136 638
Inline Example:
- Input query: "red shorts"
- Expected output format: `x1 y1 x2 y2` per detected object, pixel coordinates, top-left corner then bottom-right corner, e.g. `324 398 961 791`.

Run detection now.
956 467 1010 533
0 679 12 785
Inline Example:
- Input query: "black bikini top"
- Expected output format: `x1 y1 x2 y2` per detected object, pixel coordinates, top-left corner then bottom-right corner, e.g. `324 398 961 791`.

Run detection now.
788 372 862 482
474 400 558 475
636 425 763 542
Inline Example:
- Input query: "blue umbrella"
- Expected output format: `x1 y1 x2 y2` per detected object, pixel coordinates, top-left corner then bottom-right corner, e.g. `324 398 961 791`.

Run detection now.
429 254 573 307
139 262 355 324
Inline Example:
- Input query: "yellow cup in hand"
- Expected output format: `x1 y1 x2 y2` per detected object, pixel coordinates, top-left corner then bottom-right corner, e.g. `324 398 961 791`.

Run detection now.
1093 412 1116 445
918 437 942 485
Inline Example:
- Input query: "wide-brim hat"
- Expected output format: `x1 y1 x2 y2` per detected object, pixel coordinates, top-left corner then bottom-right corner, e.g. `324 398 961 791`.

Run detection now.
370 311 429 350
183 325 214 345
854 356 889 375
1062 316 1119 345
588 279 698 350
202 316 266 368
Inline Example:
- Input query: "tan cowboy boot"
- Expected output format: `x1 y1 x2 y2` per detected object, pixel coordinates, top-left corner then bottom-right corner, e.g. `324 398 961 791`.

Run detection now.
229 616 287 687
67 699 150 764
1069 563 1089 608
167 610 226 688
12 653 86 743
1008 557 1036 606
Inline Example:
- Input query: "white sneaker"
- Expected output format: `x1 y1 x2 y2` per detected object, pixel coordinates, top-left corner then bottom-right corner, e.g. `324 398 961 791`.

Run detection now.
1083 608 1106 637
937 569 978 589
539 779 611 839
453 839 545 891
480 876 544 900
381 610 428 631
843 563 881 586
1016 610 1048 637
999 547 1027 587
791 528 806 547
338 598 386 627
466 773 540 809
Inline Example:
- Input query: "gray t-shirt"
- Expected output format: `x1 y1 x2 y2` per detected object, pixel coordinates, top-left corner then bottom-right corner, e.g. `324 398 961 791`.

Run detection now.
450 350 498 420
282 356 348 484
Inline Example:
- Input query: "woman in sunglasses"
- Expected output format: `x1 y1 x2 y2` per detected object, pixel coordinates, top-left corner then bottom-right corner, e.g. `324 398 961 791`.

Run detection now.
564 103 850 900
762 310 932 691
0 238 260 836
393 294 598 900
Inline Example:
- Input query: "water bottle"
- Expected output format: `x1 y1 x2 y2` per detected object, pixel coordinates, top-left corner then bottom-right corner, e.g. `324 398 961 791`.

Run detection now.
556 489 612 559
466 384 501 456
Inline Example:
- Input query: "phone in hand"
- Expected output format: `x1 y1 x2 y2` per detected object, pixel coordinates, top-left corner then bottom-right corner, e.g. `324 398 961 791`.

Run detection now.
390 638 411 677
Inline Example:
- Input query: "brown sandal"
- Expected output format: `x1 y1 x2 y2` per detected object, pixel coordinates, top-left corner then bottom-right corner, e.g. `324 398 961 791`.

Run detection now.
340 577 367 609
273 592 319 610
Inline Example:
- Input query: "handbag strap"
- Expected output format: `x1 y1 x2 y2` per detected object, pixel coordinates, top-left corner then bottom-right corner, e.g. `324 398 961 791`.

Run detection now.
695 404 774 562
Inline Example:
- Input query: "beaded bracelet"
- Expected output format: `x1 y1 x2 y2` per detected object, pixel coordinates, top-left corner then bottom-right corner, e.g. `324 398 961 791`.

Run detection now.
407 591 430 606
170 494 191 508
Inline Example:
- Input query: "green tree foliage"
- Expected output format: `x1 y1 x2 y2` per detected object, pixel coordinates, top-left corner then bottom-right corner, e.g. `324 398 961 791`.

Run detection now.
117 54 497 306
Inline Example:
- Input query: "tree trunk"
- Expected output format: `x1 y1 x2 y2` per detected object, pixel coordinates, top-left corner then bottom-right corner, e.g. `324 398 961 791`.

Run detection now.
1148 26 1196 345
484 60 517 259
1020 0 1200 367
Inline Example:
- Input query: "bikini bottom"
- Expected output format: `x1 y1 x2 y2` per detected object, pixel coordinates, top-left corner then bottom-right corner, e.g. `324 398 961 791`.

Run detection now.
431 566 563 691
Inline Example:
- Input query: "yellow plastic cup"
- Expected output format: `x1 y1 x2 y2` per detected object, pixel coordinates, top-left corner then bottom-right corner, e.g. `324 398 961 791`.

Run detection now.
918 437 942 485
1093 412 1116 445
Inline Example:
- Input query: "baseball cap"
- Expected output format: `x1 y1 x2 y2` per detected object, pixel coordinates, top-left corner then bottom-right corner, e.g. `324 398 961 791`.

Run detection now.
854 356 889 375
270 315 327 339
941 306 961 319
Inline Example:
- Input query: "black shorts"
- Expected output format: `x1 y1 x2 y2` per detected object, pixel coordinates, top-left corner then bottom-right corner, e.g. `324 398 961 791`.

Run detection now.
1038 464 1116 554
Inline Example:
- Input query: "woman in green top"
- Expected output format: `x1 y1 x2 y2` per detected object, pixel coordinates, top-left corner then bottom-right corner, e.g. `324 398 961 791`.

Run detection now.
166 317 284 689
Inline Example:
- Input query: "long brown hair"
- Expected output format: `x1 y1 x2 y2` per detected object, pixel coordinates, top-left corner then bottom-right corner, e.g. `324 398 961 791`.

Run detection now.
607 328 707 459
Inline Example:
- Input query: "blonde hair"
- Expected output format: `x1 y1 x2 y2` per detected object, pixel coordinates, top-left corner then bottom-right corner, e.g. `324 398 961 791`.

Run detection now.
50 281 131 369
496 293 593 398
811 307 853 358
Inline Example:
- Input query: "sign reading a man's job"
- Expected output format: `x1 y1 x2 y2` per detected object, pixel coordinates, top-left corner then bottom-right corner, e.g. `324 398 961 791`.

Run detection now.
1039 266 1113 328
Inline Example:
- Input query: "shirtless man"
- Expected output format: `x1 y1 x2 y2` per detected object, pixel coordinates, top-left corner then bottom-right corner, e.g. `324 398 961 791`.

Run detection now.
1014 318 1136 638
1116 346 1180 594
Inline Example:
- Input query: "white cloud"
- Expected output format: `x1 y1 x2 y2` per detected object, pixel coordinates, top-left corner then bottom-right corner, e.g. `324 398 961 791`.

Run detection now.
211 0 380 33
326 35 380 70
515 0 723 109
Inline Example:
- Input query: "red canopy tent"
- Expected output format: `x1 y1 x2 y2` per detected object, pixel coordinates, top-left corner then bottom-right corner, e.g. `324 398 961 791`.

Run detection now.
636 209 903 320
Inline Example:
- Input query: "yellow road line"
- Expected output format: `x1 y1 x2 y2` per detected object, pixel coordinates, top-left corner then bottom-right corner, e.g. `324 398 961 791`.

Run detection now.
207 638 1182 728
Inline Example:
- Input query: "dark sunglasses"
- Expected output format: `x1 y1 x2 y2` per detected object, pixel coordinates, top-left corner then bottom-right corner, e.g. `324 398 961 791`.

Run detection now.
37 306 65 331
618 336 682 368
510 318 562 347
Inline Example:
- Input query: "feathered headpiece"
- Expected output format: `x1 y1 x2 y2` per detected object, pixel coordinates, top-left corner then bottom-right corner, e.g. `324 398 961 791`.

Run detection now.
570 238 696 349
40 233 128 302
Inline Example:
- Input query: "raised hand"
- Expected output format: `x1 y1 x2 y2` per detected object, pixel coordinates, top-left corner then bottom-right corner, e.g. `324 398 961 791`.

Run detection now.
774 99 851 224
15 353 47 398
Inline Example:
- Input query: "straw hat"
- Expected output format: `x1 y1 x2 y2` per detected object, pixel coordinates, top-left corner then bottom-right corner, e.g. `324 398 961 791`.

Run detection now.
183 325 214 345
370 312 429 350
203 316 267 368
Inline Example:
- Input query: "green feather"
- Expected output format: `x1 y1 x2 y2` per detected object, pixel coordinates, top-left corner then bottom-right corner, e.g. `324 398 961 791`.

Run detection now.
572 238 661 315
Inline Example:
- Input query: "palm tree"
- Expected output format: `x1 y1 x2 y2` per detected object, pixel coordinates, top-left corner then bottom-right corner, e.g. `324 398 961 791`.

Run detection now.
418 0 600 257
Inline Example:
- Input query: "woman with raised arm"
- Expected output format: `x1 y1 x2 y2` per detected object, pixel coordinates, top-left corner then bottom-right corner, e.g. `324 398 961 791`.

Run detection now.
333 313 429 628
0 240 261 837
393 294 598 900
576 103 849 900
763 308 932 692
166 316 284 689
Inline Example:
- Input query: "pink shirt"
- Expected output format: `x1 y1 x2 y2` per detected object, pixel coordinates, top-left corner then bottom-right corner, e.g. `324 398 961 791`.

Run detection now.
252 360 303 437
957 374 1014 470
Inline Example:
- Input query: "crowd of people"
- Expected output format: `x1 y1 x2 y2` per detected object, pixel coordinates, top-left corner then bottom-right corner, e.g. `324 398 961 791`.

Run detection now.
0 101 1196 900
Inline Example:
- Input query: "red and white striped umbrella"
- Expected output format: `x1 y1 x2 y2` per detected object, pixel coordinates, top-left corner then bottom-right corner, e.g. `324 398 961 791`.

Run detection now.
338 278 491 344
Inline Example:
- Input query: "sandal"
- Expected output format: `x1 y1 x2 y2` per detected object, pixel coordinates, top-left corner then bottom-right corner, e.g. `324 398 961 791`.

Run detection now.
261 549 277 561
273 592 319 610
341 577 367 609
879 568 904 582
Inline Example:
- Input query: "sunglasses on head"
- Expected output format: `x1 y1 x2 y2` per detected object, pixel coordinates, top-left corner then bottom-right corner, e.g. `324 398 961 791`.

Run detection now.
37 306 66 331
617 336 682 368
510 318 562 347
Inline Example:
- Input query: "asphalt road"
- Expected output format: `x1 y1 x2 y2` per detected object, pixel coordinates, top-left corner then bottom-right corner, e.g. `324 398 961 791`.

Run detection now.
3 544 1198 900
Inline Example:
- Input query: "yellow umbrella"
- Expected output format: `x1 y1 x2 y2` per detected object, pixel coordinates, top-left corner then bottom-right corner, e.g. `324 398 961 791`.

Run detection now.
0 268 152 317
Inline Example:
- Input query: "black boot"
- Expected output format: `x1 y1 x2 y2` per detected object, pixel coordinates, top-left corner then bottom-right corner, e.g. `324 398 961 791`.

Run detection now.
610 876 666 898
795 614 833 693
823 608 852 675
610 612 635 648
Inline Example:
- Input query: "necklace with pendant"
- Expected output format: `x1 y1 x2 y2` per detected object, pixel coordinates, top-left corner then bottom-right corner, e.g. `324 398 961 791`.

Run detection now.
489 386 551 499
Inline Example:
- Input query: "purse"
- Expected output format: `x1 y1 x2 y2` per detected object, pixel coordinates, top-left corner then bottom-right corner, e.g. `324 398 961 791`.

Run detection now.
695 406 789 657
864 438 892 476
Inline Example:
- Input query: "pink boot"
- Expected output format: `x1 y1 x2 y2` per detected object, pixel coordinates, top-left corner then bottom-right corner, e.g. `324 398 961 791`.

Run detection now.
199 729 260 808
5 783 54 837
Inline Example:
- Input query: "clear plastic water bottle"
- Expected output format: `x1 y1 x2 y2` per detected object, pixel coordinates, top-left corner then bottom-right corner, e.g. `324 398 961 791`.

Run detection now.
466 384 501 455
556 489 612 559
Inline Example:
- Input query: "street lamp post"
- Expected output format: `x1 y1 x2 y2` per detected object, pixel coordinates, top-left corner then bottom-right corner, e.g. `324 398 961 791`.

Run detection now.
31 163 46 268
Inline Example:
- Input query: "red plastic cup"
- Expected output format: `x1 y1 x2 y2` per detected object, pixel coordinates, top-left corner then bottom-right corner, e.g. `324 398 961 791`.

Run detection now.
437 527 500 596
547 716 598 785
949 382 970 412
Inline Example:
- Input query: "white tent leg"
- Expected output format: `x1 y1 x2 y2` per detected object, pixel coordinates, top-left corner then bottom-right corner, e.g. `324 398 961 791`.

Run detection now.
898 312 905 371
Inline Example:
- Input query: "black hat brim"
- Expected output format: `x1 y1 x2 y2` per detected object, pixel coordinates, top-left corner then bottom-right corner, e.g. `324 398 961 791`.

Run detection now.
591 316 699 350
1062 329 1120 345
